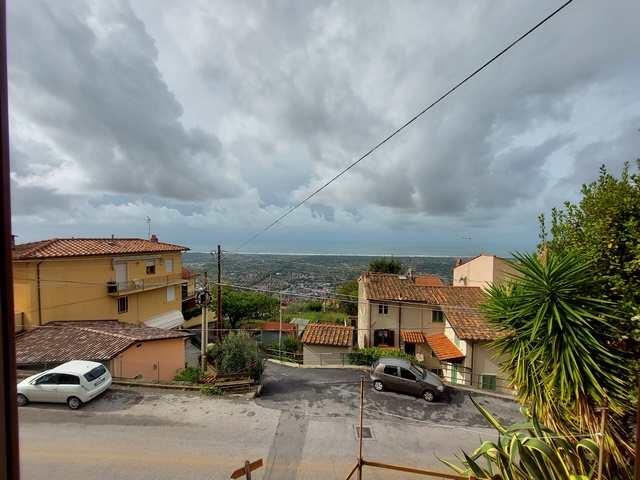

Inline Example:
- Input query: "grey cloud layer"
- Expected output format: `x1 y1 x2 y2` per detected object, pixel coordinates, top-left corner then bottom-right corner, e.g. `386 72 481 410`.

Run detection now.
8 0 640 253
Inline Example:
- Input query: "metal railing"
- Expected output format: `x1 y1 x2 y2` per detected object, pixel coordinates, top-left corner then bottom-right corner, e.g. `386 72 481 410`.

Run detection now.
108 273 184 295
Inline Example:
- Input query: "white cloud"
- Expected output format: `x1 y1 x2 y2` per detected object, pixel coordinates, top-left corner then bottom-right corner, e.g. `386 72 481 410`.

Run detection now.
9 0 640 255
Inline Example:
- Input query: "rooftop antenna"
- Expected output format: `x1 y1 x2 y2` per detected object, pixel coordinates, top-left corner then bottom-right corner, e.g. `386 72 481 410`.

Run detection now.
146 216 151 239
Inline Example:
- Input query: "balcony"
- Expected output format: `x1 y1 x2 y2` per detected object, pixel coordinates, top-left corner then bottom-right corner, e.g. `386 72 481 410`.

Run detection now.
108 274 186 296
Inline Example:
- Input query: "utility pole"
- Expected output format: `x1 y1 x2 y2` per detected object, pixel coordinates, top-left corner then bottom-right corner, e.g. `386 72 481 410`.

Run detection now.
217 245 222 342
198 272 211 372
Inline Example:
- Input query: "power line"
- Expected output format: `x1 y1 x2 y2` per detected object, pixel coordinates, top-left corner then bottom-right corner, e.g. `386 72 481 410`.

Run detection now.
228 0 574 256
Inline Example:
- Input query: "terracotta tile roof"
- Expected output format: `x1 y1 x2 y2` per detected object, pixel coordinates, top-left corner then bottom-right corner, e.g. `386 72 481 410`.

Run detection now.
360 273 497 341
401 331 426 343
415 276 444 287
16 320 190 365
360 273 433 302
420 287 497 341
425 333 465 361
12 238 189 260
301 323 353 347
259 322 297 332
181 267 200 279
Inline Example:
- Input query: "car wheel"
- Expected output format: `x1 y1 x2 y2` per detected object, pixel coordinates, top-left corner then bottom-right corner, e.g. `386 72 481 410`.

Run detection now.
373 380 384 391
17 394 29 407
67 396 82 410
422 390 435 402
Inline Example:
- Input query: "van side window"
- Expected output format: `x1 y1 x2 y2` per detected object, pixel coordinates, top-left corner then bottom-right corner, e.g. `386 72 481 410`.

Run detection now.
400 368 416 380
57 374 80 385
383 365 398 376
36 373 59 385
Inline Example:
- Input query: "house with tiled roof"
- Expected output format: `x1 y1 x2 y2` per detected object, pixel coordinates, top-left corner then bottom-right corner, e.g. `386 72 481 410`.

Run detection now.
16 320 191 381
301 323 354 366
453 253 519 289
358 272 511 393
13 235 190 331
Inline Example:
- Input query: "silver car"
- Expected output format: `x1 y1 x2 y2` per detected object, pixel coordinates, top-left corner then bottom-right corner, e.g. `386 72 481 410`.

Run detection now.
17 360 112 410
370 356 444 402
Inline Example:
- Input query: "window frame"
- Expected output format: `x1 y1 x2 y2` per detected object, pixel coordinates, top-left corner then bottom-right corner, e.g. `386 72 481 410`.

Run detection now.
432 310 444 323
378 303 389 315
146 260 156 275
165 258 174 273
118 296 129 314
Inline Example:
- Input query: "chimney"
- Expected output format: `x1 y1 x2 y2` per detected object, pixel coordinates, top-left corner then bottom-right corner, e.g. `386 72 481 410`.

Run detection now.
455 258 462 267
150 234 158 243
11 235 17 249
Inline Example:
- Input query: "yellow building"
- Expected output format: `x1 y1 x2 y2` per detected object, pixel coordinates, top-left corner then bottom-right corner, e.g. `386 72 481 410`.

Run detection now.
13 235 190 331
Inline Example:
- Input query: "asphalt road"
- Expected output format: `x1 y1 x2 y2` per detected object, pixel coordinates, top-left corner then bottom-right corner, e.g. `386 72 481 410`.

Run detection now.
19 361 524 480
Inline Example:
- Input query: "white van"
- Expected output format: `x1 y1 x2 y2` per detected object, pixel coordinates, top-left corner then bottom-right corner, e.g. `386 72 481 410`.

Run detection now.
17 360 112 409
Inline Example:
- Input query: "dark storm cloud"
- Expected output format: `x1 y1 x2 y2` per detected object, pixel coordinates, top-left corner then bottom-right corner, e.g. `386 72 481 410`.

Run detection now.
8 0 245 202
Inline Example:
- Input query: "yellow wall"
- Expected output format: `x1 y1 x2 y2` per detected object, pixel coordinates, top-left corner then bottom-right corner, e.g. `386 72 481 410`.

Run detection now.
13 252 184 329
453 255 519 289
111 338 187 381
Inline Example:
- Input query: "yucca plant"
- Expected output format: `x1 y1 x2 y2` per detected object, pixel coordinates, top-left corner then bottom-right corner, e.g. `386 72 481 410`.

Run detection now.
441 398 600 480
482 251 634 478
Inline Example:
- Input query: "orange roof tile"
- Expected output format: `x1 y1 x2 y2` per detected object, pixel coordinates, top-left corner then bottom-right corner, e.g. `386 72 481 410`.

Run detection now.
425 333 465 361
301 323 353 347
259 322 297 332
181 267 200 279
16 320 190 365
360 272 498 342
415 276 444 287
12 237 189 260
401 331 426 343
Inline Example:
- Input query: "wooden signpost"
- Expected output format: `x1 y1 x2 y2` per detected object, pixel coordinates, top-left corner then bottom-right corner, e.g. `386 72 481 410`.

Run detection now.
230 458 263 480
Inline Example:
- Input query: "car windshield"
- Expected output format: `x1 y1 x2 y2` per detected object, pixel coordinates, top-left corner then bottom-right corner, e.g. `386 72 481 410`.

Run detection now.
83 365 107 382
410 364 425 378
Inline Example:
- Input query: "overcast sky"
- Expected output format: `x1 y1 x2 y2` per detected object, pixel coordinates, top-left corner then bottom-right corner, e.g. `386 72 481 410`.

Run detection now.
7 0 640 256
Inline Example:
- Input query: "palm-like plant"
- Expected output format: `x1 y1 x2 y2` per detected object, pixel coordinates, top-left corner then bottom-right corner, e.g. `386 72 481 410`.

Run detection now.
441 398 600 480
483 251 633 478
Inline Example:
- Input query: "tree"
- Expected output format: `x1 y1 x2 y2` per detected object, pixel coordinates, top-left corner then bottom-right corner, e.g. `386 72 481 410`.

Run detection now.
337 279 358 316
213 287 280 329
368 257 403 274
211 330 265 378
540 161 640 321
483 251 634 478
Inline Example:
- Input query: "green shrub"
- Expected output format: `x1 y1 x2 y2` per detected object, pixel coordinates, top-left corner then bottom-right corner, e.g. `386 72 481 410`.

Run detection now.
282 336 301 353
304 301 323 312
200 386 222 396
347 347 421 366
174 366 207 383
183 306 201 321
219 330 266 379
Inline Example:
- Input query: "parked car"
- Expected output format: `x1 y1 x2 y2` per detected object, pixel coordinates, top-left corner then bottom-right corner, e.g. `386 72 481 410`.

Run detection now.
17 360 112 410
370 356 444 402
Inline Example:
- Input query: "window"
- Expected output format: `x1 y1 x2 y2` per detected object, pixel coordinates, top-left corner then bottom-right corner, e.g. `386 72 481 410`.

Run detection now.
57 374 80 385
146 260 156 275
451 365 458 384
378 304 388 315
430 348 437 358
481 374 497 391
400 368 416 381
432 310 444 323
167 286 175 302
383 365 398 376
118 296 128 314
374 329 394 347
454 333 460 347
165 258 174 273
35 373 59 385
84 365 107 382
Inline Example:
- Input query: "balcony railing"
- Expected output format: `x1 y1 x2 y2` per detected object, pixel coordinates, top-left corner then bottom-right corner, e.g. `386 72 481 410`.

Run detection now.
108 274 185 295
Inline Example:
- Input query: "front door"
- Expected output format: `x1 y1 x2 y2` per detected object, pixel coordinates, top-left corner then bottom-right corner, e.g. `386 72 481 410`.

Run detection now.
29 373 59 402
398 367 420 394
